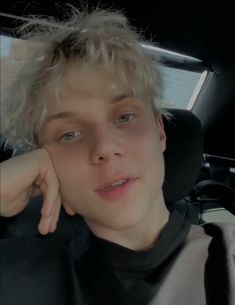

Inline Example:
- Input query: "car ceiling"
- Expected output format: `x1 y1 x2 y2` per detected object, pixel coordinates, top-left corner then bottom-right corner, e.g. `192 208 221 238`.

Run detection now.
1 0 234 71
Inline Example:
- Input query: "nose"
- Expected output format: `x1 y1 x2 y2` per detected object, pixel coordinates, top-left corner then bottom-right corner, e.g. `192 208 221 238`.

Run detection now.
90 128 124 165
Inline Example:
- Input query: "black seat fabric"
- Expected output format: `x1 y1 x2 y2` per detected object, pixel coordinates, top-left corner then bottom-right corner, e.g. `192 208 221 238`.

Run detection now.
163 109 203 202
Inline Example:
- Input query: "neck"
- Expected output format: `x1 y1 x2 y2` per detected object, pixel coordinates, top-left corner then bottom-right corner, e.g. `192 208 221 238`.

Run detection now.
86 192 170 251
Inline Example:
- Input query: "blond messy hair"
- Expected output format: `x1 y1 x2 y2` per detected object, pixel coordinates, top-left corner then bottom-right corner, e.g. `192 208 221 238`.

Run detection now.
1 6 163 151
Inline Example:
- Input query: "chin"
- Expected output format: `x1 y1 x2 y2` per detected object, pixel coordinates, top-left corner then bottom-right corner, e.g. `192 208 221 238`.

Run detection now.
84 209 144 232
102 209 147 231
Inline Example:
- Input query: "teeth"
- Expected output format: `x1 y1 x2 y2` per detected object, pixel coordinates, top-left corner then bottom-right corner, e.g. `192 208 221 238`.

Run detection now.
101 179 128 190
110 179 127 187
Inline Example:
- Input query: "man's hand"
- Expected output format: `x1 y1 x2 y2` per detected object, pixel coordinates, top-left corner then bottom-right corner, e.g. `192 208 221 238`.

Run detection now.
0 148 61 235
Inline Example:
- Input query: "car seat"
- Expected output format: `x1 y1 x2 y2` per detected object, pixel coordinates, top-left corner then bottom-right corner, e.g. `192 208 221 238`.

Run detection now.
163 109 235 224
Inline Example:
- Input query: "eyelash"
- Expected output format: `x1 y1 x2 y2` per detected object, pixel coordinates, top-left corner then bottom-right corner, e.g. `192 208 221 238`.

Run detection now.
60 130 82 142
117 113 136 123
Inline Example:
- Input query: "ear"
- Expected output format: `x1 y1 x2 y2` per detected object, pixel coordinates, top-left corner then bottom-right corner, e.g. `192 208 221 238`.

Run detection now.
155 113 167 152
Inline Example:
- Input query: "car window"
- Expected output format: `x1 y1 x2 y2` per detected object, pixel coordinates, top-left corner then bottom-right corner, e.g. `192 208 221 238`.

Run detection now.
142 44 209 110
159 66 207 109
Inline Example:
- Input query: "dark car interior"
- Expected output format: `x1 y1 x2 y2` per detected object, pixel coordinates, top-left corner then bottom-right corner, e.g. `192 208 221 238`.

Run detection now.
0 1 234 235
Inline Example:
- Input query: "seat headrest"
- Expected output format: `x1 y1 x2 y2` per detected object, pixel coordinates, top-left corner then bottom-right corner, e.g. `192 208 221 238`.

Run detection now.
162 109 203 202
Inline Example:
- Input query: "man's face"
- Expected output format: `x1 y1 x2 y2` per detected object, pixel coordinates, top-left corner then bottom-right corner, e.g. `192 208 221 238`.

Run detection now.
38 64 166 231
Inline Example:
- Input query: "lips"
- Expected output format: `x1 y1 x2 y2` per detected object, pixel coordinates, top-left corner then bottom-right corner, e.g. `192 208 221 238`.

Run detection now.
94 177 139 201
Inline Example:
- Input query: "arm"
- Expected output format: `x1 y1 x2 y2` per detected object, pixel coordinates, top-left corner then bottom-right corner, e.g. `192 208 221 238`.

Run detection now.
0 148 61 235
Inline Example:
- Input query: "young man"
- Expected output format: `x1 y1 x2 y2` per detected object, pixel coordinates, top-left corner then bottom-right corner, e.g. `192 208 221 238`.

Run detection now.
0 7 234 305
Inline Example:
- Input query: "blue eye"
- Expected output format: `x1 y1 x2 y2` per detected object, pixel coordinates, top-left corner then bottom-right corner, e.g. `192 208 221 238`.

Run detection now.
61 131 81 142
118 113 135 123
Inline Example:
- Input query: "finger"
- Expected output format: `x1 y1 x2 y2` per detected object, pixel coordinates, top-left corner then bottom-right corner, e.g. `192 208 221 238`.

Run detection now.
38 192 61 235
49 195 61 233
38 185 59 235
40 173 59 217
38 213 52 235
38 196 58 234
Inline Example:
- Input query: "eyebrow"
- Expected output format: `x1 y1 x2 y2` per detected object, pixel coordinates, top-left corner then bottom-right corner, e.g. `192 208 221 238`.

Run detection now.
46 111 77 123
111 93 132 103
46 93 133 123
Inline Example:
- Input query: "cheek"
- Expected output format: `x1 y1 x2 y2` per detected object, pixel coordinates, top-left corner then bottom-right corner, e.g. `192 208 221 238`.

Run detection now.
134 123 163 159
45 145 86 185
49 149 89 206
137 126 165 179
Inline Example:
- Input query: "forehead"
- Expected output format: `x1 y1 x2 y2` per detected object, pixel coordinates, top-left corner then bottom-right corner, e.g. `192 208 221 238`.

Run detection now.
58 62 131 101
42 61 141 119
